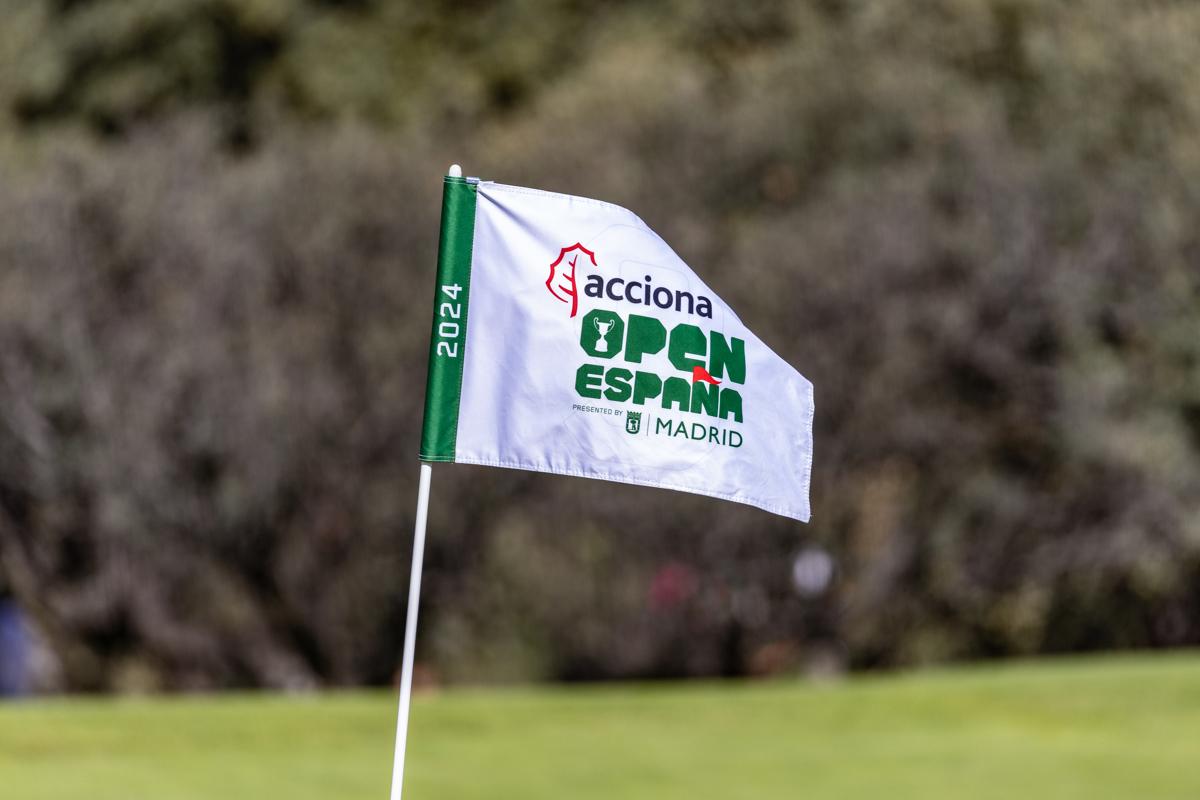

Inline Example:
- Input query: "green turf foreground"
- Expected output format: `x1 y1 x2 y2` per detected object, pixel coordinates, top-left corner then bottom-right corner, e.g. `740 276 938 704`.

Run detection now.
0 654 1197 800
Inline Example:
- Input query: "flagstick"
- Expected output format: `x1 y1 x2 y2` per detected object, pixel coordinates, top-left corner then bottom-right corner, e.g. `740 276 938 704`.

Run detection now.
389 163 462 799
389 164 462 800
389 461 433 800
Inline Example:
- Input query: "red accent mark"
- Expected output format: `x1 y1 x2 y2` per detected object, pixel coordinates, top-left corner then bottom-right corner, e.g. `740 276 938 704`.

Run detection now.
692 366 721 385
546 243 597 318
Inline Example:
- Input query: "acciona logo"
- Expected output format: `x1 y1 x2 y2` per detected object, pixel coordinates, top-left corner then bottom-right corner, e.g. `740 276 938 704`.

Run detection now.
545 243 595 318
545 242 714 319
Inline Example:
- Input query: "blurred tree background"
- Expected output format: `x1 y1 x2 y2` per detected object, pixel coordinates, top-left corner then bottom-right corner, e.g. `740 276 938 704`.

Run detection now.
1 0 1199 693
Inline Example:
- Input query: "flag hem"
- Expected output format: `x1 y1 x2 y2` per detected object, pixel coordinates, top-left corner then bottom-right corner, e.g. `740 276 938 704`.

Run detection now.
445 455 811 522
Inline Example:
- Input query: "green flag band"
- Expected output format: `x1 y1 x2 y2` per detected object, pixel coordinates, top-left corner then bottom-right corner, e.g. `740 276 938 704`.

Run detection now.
419 176 477 461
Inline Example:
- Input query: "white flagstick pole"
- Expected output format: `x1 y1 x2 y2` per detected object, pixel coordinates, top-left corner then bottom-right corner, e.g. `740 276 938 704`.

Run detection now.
389 460 433 800
389 162 461 800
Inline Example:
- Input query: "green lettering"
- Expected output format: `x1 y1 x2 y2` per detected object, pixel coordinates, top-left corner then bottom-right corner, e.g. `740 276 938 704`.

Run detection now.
662 376 690 412
690 381 720 417
668 323 706 372
576 363 604 399
603 367 633 402
625 314 666 363
632 371 662 405
709 333 746 384
718 387 743 423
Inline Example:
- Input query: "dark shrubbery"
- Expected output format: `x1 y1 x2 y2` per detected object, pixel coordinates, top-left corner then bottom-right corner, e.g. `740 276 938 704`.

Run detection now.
1 1 1199 690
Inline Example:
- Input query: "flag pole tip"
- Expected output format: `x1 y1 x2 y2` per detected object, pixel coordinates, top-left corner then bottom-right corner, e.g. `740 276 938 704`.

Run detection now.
448 164 463 178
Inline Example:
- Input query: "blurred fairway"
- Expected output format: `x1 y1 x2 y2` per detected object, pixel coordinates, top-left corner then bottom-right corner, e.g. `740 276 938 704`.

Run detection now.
0 654 1197 800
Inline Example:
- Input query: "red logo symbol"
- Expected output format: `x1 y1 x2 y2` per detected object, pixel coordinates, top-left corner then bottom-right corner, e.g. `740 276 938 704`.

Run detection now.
692 366 721 385
546 243 597 318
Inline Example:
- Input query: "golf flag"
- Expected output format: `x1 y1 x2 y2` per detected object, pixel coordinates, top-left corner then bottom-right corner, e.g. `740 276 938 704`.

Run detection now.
419 175 814 521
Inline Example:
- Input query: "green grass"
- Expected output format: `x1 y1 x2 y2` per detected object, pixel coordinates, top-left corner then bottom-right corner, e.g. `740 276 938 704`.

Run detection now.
1 653 1198 799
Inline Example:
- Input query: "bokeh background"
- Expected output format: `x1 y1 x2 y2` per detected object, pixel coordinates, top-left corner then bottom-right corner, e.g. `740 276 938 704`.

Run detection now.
2 0 1199 697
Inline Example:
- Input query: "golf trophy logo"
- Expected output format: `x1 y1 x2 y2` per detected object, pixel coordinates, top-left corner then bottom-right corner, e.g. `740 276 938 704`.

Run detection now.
593 316 615 353
625 411 642 434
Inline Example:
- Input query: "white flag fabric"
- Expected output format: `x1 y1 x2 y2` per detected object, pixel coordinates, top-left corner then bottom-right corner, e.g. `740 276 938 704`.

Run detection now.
420 176 814 521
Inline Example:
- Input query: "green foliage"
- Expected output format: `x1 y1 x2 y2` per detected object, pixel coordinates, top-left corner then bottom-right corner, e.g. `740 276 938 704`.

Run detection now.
2 1 1200 690
0 0 676 139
